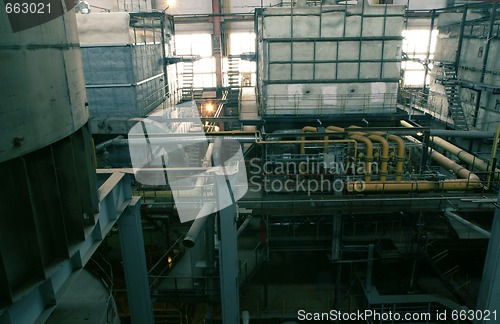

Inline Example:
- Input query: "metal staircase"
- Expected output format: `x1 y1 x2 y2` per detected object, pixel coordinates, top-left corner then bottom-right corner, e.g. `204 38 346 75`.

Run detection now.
440 63 469 130
227 55 240 89
181 61 194 101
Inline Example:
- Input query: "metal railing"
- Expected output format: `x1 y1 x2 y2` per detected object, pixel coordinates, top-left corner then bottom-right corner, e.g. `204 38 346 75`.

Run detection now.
399 88 455 127
142 83 169 115
148 234 186 289
239 242 267 286
264 93 398 116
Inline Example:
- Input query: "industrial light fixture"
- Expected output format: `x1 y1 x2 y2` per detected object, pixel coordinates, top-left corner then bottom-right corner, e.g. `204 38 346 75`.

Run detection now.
162 0 176 12
204 102 215 113
75 0 91 14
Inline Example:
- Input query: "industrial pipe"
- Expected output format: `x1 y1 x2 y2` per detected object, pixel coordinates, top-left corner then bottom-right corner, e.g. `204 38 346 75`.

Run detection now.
401 120 499 180
237 216 253 237
344 124 482 192
430 130 495 139
326 126 373 182
356 128 406 182
404 135 481 183
444 209 490 238
299 126 317 155
367 134 389 182
183 203 216 248
348 126 389 183
95 135 125 152
348 135 373 182
387 134 405 182
138 144 215 223
172 143 214 198
182 141 221 248
347 179 480 193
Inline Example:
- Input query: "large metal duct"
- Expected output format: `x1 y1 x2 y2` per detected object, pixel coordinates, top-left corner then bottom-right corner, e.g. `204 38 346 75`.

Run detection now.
0 4 103 322
0 9 88 163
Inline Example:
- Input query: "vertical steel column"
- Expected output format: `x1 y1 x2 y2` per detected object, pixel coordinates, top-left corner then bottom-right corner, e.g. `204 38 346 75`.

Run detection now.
118 197 154 324
366 244 374 293
331 214 341 261
475 191 500 324
213 137 240 324
212 0 224 92
420 130 430 172
422 10 436 93
473 3 497 128
455 6 468 71
217 194 240 323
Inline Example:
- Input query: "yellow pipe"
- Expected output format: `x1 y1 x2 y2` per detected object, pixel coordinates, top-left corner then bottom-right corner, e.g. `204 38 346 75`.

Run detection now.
347 179 481 193
401 120 499 180
429 148 480 182
387 134 405 182
326 126 373 182
356 127 405 182
486 124 500 189
431 137 490 170
348 125 389 182
367 134 389 182
340 123 481 192
348 134 373 183
300 126 317 155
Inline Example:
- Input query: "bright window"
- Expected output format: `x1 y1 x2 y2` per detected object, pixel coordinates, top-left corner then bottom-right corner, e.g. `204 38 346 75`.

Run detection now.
401 29 438 86
175 34 216 87
229 32 257 85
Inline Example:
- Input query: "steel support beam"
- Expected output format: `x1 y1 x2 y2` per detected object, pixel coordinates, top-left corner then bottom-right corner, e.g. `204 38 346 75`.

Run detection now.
118 197 154 324
0 171 134 323
366 244 375 293
212 0 223 92
218 203 240 324
473 2 497 128
476 192 500 323
216 175 240 324
331 214 341 261
444 209 490 239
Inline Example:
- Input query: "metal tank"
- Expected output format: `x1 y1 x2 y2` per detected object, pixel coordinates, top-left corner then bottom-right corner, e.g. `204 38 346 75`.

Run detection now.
0 4 100 322
0 6 88 162
256 0 405 116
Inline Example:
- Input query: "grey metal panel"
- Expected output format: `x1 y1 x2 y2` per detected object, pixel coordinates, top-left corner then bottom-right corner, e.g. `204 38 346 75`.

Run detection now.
257 1 405 116
136 76 166 115
81 46 135 85
132 44 164 82
0 168 137 323
476 191 500 323
87 86 137 118
83 44 166 119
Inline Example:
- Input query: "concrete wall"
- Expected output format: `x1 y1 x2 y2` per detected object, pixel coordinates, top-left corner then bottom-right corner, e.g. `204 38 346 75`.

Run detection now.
429 10 500 131
257 1 405 115
0 6 88 163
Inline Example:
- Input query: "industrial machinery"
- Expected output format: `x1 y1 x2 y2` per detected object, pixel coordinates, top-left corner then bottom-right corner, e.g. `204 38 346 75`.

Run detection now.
1 0 499 323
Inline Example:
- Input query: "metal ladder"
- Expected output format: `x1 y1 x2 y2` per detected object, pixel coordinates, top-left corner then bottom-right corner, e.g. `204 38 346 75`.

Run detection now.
227 55 240 89
441 63 469 130
181 61 194 101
